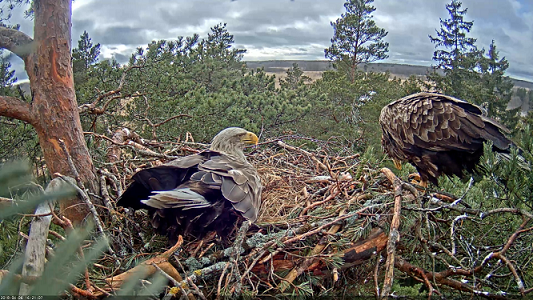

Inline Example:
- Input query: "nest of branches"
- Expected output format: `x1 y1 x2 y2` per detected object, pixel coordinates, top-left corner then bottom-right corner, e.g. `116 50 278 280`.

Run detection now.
10 129 533 299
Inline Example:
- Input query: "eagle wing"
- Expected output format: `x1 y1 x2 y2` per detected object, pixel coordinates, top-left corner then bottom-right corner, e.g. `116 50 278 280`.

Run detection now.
196 154 262 221
379 92 513 184
117 150 262 222
116 154 204 210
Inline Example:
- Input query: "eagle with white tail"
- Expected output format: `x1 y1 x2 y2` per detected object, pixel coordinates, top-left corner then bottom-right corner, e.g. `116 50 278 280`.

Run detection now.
117 127 262 242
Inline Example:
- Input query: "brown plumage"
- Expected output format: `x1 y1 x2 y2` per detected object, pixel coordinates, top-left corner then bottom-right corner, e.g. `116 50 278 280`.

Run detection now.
379 92 515 186
117 127 262 242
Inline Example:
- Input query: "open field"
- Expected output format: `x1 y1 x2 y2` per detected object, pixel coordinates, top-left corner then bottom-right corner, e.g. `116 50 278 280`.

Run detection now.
247 60 533 90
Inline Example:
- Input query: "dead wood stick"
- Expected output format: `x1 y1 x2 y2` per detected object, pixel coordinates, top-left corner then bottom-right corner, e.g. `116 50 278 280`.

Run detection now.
258 202 389 265
281 193 350 292
240 249 268 284
19 204 51 294
0 196 16 209
228 221 251 295
186 277 207 300
277 141 328 171
216 262 231 300
373 255 382 296
57 139 84 189
492 253 525 296
479 218 532 296
126 142 179 160
55 173 114 255
49 230 66 241
190 240 204 258
98 169 123 196
499 218 532 255
394 256 509 299
100 236 183 294
78 65 142 113
380 168 403 300
105 128 130 174
57 139 112 253
19 178 64 295
299 187 340 217
198 243 214 259
251 228 389 275
69 283 97 299
99 175 119 224
49 209 94 293
84 131 128 145
92 283 112 297
151 262 195 300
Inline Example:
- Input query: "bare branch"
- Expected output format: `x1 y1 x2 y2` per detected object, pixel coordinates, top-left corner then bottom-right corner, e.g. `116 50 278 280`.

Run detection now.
380 168 403 299
19 179 58 295
395 256 508 300
0 26 34 60
0 95 35 125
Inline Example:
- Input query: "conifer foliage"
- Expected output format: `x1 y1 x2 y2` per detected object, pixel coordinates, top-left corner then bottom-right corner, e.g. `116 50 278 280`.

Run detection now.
428 0 515 126
325 0 389 82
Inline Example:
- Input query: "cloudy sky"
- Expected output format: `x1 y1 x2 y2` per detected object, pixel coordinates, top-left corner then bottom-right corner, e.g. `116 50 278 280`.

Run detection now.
7 0 533 82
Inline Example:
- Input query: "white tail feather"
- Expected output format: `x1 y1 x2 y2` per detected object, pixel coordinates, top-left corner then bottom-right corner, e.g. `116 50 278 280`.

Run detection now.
141 188 212 209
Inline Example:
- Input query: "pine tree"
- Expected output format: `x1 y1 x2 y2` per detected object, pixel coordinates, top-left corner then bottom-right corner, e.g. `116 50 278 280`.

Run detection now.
279 63 311 90
0 52 16 96
325 0 389 83
474 40 515 125
193 23 247 93
428 0 479 98
429 1 516 127
72 31 101 83
0 51 40 164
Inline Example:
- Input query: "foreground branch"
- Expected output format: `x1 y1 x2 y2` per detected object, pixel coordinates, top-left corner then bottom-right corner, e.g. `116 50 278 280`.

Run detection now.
395 256 509 299
380 168 403 299
19 179 61 295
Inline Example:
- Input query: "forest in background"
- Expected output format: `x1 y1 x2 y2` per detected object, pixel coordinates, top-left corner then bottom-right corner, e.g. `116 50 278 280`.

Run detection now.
0 0 532 298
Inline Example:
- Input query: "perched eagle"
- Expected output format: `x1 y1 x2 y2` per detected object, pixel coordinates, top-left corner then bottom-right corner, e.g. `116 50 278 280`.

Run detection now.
379 92 518 186
117 127 262 243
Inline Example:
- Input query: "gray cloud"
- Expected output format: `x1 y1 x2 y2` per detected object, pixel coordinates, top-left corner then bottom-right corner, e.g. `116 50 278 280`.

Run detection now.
3 0 533 82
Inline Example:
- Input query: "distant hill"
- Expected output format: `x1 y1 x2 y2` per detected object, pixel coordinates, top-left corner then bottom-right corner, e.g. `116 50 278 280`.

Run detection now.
245 60 533 90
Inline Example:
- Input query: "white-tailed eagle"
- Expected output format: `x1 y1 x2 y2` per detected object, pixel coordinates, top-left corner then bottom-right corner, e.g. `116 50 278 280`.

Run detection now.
117 127 262 242
379 92 518 186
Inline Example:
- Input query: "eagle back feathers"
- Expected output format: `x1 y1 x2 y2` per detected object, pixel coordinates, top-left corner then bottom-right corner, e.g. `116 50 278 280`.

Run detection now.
380 92 514 185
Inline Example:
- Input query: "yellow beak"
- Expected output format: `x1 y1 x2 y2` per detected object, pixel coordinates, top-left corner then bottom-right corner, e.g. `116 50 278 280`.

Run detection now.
242 132 259 145
393 158 402 170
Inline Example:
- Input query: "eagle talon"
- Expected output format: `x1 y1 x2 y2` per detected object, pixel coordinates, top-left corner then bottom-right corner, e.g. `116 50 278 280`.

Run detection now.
408 173 427 188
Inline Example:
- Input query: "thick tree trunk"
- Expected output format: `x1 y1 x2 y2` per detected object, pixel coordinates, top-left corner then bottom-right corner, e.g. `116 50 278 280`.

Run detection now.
0 0 98 223
28 0 97 222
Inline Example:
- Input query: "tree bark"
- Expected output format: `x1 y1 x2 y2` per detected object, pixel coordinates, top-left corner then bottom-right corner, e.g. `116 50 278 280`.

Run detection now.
0 0 98 223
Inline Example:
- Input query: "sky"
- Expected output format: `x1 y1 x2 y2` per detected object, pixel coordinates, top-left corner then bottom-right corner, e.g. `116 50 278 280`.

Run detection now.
6 0 533 82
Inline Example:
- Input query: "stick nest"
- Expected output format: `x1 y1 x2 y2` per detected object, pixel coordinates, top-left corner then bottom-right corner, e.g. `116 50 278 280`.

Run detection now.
19 133 533 299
